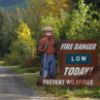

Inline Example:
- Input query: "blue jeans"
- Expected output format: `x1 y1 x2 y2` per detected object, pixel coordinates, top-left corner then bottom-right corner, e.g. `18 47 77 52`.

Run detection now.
41 54 56 78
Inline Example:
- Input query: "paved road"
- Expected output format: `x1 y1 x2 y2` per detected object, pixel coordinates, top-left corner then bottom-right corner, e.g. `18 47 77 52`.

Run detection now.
0 66 99 100
0 66 56 100
0 66 39 100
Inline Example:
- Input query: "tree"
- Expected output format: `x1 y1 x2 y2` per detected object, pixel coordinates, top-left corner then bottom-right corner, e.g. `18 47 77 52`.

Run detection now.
26 0 72 17
0 9 19 57
59 0 90 39
85 0 100 11
0 12 3 32
0 11 11 56
6 20 36 65
24 0 72 40
0 12 4 56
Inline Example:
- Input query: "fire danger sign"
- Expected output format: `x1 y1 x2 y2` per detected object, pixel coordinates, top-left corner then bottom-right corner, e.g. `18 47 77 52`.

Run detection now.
58 40 100 86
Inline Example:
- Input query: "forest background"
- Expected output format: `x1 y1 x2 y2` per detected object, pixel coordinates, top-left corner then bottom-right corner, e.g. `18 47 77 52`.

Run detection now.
0 0 100 66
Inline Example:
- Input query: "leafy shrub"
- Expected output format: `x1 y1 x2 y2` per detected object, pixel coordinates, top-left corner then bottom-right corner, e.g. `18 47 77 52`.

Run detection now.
5 20 36 65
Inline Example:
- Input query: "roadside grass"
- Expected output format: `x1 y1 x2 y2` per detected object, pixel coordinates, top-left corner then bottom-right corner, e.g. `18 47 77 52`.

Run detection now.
22 73 100 99
9 65 100 99
10 65 40 74
44 86 100 98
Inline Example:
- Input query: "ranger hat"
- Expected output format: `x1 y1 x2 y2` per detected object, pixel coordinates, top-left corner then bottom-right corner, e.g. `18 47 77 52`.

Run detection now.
42 26 54 31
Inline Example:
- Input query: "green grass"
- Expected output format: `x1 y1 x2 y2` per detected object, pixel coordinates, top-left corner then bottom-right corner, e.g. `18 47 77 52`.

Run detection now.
22 74 100 99
10 66 40 74
9 65 100 98
45 86 100 98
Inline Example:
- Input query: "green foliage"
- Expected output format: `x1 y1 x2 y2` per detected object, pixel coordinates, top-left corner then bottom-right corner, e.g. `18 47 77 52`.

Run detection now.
85 0 100 11
41 0 99 40
27 0 71 16
58 0 100 40
0 12 5 56
79 14 100 40
0 11 11 56
5 21 36 65
0 0 100 65
10 66 40 74
0 12 3 31
62 0 90 39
